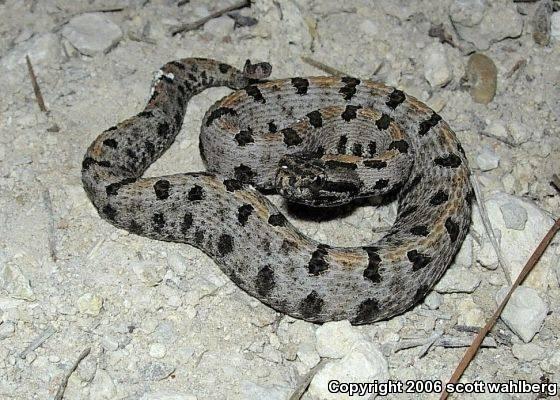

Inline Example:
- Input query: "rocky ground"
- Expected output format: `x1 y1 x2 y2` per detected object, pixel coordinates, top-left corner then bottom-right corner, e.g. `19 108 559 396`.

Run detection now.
0 0 559 399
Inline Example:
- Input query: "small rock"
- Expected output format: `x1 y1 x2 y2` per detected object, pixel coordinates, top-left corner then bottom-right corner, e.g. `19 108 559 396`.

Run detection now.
297 342 320 369
484 192 555 283
551 12 560 40
499 202 528 230
100 335 119 352
0 321 15 339
167 252 187 276
457 298 486 327
476 146 500 171
89 369 117 400
241 381 292 400
464 53 497 104
484 122 510 141
149 343 167 359
140 391 197 400
141 361 175 381
0 264 35 301
77 293 103 316
308 341 389 400
449 0 487 27
454 235 474 268
435 266 481 293
131 260 166 286
0 33 63 70
424 292 442 310
315 320 364 359
496 286 548 343
203 15 235 38
359 19 379 35
532 0 553 46
423 43 453 87
62 13 123 56
512 342 545 361
450 0 523 50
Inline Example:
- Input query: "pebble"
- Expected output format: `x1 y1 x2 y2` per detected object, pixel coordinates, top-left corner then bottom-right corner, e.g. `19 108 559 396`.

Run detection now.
483 192 555 283
423 43 453 87
131 260 166 286
511 342 545 361
241 381 292 400
457 298 486 327
476 146 500 171
0 264 35 301
449 0 487 27
101 335 119 352
149 343 167 359
499 202 528 230
454 235 474 268
464 53 497 104
89 369 117 400
203 15 235 38
62 13 123 56
167 252 188 276
77 292 103 316
496 286 548 343
424 292 442 310
551 11 560 40
308 341 389 400
0 32 63 70
435 266 481 294
140 391 197 400
0 321 15 339
532 0 553 46
315 320 365 359
297 342 320 369
450 0 523 50
141 361 175 381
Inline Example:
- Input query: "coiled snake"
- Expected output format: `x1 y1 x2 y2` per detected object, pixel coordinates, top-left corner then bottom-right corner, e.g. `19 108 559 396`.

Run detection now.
82 58 472 324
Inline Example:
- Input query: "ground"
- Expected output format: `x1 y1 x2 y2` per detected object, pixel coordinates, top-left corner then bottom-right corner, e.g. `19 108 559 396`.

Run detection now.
0 0 559 399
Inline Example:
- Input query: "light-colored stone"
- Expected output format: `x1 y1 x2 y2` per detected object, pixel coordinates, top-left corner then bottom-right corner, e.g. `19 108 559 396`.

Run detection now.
499 201 528 230
476 146 500 171
315 320 365 358
203 15 235 38
149 343 167 358
435 266 481 293
297 342 320 369
89 369 117 400
77 292 103 316
139 391 197 400
0 264 35 301
423 43 453 87
424 292 442 310
511 342 545 361
0 33 63 70
0 321 15 339
450 0 523 50
484 192 555 284
131 260 166 286
457 298 486 327
240 381 292 400
497 286 548 343
551 11 560 40
62 13 123 56
308 341 389 400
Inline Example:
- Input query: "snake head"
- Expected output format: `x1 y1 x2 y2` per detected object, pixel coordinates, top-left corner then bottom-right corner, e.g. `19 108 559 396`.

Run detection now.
275 153 360 207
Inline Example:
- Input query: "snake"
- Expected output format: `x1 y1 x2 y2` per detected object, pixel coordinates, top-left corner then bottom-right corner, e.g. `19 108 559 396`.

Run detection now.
82 58 472 325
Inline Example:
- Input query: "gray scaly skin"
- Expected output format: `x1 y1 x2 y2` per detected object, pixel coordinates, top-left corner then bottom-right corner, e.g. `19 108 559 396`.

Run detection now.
82 58 472 324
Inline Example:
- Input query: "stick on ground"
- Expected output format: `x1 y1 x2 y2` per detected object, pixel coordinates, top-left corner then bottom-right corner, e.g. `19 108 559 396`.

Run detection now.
26 55 47 113
171 0 250 35
440 218 560 400
54 347 91 400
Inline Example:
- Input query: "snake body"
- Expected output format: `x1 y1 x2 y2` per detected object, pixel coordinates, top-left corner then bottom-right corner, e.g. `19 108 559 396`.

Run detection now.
82 58 472 324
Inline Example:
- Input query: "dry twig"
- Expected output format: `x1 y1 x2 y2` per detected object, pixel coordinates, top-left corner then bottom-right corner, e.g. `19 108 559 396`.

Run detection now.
289 358 329 400
440 218 560 400
300 56 347 76
20 326 56 359
171 0 250 35
26 55 47 113
54 347 91 400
